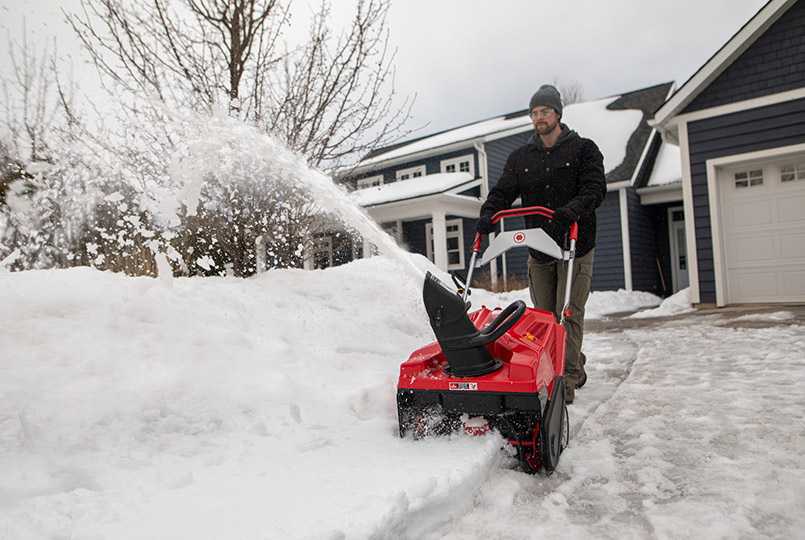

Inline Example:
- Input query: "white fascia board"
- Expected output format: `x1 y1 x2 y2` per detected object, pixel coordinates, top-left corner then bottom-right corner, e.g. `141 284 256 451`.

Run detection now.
606 180 632 191
656 87 805 145
671 88 805 125
636 183 683 205
363 193 482 223
654 0 795 127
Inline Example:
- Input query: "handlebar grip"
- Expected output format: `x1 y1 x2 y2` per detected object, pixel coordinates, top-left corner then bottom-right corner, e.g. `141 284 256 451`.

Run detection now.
570 222 579 242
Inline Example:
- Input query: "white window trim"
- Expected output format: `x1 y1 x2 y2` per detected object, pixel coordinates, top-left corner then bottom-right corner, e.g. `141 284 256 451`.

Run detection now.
396 165 426 181
440 154 475 177
426 218 465 270
357 174 383 189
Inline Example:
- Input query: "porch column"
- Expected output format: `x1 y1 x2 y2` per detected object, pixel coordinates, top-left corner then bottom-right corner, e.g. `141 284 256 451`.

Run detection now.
432 211 448 271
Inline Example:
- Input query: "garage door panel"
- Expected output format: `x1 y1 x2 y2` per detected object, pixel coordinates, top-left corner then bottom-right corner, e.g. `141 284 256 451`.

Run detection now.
733 270 779 298
728 234 776 263
783 270 805 296
729 200 772 227
720 155 805 304
778 196 805 223
780 231 805 258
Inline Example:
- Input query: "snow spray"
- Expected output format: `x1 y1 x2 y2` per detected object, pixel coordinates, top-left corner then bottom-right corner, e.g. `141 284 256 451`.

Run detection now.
169 111 426 281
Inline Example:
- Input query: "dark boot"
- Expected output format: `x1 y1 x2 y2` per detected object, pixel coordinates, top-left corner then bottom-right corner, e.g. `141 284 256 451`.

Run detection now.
565 384 575 404
576 353 587 389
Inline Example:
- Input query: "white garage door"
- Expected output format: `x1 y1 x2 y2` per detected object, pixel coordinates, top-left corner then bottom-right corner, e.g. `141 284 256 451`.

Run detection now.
719 157 805 304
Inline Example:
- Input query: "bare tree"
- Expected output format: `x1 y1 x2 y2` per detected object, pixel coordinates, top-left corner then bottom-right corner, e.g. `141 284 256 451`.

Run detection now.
66 0 412 169
1 22 78 206
262 0 412 169
1 26 61 163
550 77 585 106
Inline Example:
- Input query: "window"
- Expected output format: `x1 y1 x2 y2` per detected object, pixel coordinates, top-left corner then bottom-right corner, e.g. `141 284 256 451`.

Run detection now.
426 219 465 270
396 165 425 181
382 221 403 246
440 155 475 177
734 169 764 188
780 162 805 183
312 236 333 269
356 175 383 189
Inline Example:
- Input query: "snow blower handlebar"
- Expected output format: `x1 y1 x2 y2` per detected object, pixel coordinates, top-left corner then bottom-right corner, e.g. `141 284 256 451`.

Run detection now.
464 207 579 325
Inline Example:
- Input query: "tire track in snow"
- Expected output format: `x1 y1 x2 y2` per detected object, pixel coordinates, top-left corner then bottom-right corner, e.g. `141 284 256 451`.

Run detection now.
412 327 649 540
423 313 805 539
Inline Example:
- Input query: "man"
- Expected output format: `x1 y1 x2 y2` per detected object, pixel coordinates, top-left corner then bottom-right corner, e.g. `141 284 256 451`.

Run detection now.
476 84 606 404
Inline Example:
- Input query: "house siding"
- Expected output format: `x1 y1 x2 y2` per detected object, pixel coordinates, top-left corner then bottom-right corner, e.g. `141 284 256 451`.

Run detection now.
627 188 663 294
403 219 428 258
686 98 805 302
485 132 532 189
591 190 625 291
684 0 805 113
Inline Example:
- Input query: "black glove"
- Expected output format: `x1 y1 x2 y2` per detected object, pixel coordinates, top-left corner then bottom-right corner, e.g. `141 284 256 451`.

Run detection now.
551 206 577 232
476 215 495 235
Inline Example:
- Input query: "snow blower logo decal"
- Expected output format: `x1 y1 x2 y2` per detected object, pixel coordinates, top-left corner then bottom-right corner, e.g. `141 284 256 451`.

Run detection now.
513 232 526 244
449 382 478 391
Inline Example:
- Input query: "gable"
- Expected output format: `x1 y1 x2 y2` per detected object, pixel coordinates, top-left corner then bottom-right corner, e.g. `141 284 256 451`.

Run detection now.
683 0 805 114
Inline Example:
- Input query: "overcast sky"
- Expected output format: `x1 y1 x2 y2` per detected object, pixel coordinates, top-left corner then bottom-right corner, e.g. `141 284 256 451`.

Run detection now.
1 0 770 138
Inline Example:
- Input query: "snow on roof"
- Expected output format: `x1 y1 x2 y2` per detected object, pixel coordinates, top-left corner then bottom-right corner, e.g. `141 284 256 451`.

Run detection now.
362 115 531 165
561 97 644 173
349 172 476 207
646 142 682 187
360 96 645 173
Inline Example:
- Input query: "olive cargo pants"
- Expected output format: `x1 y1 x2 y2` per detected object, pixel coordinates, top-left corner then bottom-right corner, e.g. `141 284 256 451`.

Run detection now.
527 249 594 389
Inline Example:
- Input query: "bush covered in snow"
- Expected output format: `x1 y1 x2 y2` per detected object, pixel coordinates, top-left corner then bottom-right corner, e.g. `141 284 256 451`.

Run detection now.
0 104 352 277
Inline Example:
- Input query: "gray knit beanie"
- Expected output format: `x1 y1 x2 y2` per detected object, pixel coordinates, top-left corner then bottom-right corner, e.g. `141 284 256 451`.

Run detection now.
529 84 563 117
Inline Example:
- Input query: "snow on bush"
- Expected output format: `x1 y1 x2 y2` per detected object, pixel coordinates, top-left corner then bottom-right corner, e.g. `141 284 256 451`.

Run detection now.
0 104 352 277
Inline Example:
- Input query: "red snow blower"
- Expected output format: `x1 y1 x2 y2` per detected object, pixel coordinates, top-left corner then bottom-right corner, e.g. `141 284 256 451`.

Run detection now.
397 207 576 474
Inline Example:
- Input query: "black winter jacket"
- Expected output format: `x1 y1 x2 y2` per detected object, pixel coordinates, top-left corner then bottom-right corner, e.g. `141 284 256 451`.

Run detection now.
479 125 606 261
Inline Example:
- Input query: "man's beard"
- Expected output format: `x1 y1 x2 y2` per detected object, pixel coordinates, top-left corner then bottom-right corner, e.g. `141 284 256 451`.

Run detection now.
536 118 560 136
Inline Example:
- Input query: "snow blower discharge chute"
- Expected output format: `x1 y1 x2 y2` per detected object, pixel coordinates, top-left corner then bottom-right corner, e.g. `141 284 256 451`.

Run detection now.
396 207 575 474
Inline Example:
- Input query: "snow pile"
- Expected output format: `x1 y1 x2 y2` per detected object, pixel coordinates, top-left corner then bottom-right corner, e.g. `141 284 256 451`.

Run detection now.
0 257 499 539
629 287 695 318
2 259 803 539
587 288 663 318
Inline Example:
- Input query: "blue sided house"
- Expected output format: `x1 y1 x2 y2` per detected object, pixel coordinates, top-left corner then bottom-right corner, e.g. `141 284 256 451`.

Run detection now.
345 0 805 307
653 0 805 306
346 81 686 297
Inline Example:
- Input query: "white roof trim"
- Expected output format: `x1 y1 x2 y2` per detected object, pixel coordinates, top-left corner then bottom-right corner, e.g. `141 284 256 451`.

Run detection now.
350 172 479 207
636 183 683 205
362 192 482 223
654 0 796 127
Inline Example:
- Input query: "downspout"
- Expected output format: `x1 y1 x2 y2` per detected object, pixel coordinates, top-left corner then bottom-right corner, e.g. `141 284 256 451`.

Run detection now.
474 142 489 199
474 141 498 287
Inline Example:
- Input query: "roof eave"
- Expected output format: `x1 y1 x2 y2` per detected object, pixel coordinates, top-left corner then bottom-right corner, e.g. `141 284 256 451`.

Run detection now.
653 0 795 128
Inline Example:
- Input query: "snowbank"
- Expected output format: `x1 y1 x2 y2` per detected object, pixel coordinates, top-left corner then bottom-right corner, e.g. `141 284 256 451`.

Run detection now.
3 259 803 540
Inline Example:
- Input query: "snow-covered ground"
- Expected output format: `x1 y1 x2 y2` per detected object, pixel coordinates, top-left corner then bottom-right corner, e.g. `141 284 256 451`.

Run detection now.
2 256 804 539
